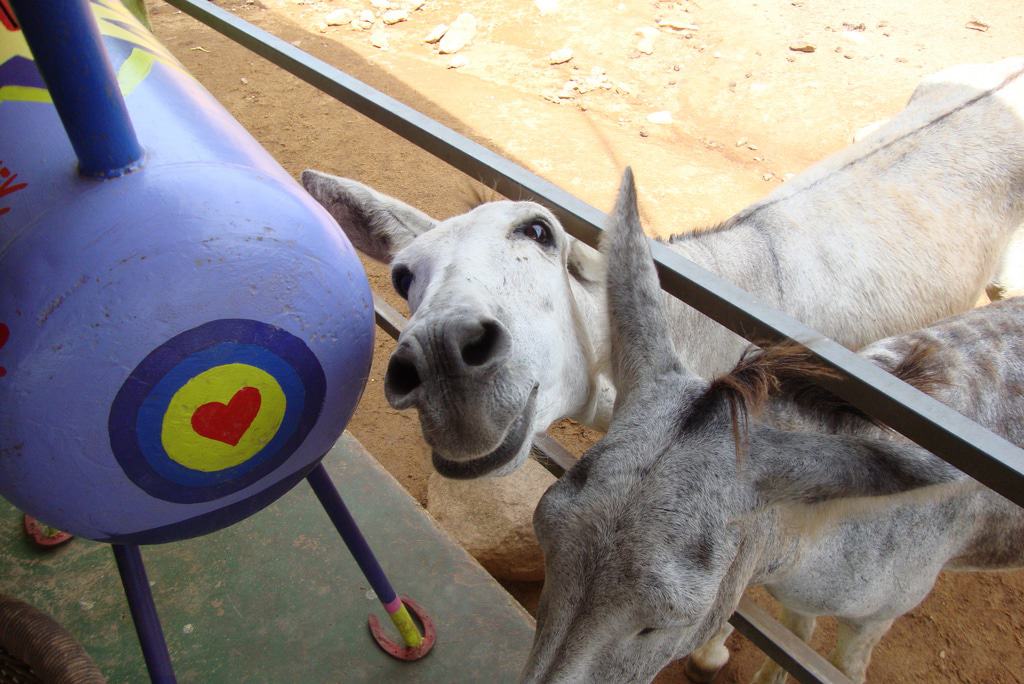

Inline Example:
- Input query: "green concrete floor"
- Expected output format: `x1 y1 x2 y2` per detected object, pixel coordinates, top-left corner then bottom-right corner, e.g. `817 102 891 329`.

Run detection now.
0 433 535 682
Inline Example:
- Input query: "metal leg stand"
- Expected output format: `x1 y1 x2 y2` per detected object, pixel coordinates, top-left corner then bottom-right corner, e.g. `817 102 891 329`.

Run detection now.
306 463 435 660
111 544 177 683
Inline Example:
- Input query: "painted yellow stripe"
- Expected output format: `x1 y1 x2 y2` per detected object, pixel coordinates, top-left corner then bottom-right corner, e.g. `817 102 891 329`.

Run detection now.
117 48 155 95
0 85 52 104
3 47 159 104
389 604 424 648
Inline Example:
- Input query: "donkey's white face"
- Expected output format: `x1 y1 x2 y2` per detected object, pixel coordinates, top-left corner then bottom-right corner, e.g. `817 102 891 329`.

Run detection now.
302 170 602 477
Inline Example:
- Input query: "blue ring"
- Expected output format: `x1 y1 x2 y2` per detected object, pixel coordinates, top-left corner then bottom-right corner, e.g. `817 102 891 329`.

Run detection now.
135 343 305 487
109 319 326 503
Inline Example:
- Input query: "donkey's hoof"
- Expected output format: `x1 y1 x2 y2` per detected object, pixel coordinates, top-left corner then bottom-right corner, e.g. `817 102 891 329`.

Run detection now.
684 656 724 683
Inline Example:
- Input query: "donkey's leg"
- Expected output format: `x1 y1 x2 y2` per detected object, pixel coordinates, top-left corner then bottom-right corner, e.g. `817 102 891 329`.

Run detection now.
829 617 894 684
987 226 1024 300
749 608 816 684
684 623 734 682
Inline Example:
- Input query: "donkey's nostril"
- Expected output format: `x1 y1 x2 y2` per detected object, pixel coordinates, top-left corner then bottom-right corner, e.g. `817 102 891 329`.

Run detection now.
461 320 508 367
385 354 421 397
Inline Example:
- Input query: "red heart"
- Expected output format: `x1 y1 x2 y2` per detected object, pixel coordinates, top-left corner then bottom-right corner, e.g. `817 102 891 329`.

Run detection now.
191 386 262 446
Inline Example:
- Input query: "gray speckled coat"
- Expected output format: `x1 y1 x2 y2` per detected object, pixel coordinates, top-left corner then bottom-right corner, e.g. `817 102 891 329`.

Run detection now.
523 171 1024 684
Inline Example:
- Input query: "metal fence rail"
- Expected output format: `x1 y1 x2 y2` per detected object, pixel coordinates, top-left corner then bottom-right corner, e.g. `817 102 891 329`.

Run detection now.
165 1 1021 682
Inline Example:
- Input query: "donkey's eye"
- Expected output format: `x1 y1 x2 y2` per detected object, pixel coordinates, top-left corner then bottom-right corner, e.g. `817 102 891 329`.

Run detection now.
392 266 413 300
517 220 553 246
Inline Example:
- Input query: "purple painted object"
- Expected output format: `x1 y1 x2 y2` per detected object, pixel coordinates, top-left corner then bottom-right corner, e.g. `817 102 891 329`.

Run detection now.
0 1 374 543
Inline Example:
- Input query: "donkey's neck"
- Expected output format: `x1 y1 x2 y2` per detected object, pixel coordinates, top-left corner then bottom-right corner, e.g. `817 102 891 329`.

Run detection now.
565 270 615 429
564 226 776 431
654 226 782 379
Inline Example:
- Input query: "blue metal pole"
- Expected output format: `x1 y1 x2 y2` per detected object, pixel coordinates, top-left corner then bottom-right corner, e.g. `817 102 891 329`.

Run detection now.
112 544 177 684
306 463 426 650
11 0 144 177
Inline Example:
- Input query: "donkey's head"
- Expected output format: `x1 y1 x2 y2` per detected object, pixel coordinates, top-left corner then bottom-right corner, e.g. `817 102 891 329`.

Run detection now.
302 170 604 477
523 169 962 683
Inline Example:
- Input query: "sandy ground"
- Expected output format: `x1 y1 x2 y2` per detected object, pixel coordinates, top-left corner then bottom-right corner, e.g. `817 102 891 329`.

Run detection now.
149 0 1024 681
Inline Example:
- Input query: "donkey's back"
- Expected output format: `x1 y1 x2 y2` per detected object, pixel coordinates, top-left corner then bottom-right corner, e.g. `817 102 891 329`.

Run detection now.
724 57 1024 352
860 296 1024 447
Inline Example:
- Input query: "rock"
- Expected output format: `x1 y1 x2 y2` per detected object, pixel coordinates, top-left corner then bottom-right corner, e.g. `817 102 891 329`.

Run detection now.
647 111 672 125
424 23 448 43
314 20 328 33
735 137 748 147
658 17 699 31
965 19 989 32
639 127 649 138
324 8 353 26
548 47 573 65
371 31 389 49
762 172 774 181
635 27 657 55
448 54 468 69
407 0 426 9
534 0 558 15
789 42 816 53
438 13 476 54
382 9 409 24
370 0 391 8
352 9 374 30
586 66 612 90
426 458 556 582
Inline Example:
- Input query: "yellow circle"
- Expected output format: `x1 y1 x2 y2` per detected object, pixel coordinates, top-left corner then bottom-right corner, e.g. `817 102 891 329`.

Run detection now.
161 364 286 472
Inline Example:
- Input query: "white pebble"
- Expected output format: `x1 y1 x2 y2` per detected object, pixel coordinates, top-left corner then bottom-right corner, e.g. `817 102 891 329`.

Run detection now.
424 24 448 43
438 13 476 54
548 47 574 65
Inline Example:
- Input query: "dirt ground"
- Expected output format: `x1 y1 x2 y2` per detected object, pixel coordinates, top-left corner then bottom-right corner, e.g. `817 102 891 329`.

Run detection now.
148 0 1024 681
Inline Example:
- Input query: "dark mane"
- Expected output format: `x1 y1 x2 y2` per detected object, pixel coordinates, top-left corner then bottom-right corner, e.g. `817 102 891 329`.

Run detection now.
663 218 735 243
688 340 949 455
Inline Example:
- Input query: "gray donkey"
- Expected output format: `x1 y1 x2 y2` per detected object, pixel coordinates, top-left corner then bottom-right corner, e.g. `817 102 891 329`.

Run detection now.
522 170 1024 684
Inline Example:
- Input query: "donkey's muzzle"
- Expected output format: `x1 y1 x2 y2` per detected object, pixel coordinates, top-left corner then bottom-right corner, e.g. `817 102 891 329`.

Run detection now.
384 315 512 408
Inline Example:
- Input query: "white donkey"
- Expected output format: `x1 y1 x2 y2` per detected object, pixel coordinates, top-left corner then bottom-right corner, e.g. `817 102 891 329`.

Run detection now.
522 171 1024 684
303 57 1024 478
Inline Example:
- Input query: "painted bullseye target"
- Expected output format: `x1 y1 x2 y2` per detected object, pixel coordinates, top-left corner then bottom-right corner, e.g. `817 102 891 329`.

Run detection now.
109 319 326 503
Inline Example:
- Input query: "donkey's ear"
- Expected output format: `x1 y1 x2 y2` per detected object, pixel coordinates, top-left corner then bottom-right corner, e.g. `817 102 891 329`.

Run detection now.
301 169 437 263
602 168 680 405
750 431 964 509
